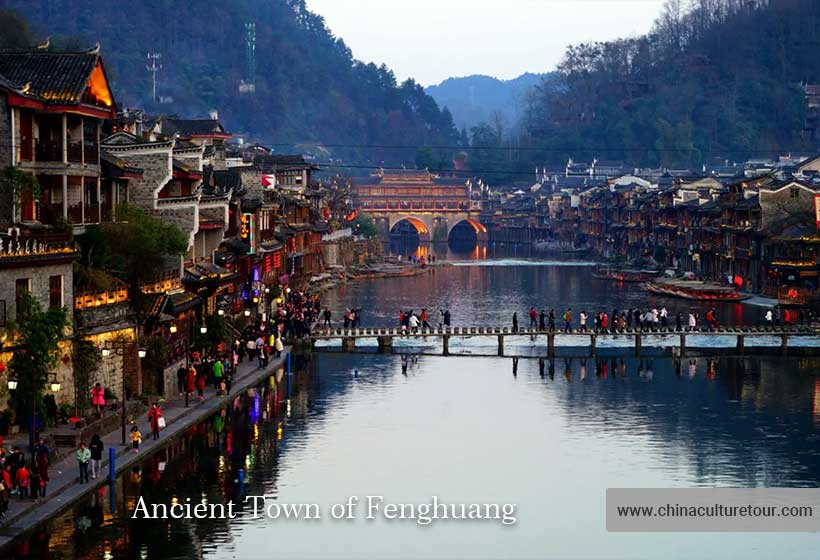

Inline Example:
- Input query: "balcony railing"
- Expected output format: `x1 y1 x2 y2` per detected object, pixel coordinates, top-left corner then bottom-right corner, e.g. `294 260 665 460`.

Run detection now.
68 203 83 224
84 205 100 225
84 143 99 164
35 139 63 162
67 142 83 163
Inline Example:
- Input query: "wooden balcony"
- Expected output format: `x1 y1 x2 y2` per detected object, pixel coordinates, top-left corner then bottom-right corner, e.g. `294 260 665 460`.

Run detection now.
35 139 62 162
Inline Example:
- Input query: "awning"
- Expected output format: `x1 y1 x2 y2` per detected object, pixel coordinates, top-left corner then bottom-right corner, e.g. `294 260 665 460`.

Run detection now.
168 291 203 314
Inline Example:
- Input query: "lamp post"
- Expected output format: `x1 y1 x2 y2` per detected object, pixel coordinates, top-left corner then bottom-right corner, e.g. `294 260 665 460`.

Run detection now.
104 339 146 446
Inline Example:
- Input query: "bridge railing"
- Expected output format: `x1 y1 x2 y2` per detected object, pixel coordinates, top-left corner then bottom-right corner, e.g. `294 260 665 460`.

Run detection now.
311 325 818 338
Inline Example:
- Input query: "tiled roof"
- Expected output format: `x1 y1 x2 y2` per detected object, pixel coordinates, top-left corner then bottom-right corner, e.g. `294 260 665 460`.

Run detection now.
101 151 144 179
0 51 99 105
161 118 229 137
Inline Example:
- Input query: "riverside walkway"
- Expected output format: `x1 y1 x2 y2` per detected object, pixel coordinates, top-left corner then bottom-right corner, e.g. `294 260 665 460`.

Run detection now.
0 349 292 552
311 326 820 357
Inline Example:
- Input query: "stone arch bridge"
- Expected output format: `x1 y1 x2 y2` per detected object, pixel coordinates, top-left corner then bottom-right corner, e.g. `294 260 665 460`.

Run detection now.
369 211 488 242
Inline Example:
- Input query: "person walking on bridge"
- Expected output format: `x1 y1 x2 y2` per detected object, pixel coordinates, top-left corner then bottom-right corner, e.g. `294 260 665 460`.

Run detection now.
444 309 451 327
548 309 555 332
323 308 332 329
579 311 588 332
529 307 538 329
409 312 420 334
563 308 573 333
539 310 546 331
512 312 519 333
421 308 431 330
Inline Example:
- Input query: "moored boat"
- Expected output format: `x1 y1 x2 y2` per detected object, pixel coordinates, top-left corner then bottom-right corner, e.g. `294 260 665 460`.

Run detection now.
644 279 752 302
592 268 660 283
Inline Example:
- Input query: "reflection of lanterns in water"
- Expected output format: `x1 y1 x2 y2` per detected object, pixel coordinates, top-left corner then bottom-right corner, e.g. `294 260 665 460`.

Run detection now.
277 421 283 440
813 379 820 424
250 394 261 424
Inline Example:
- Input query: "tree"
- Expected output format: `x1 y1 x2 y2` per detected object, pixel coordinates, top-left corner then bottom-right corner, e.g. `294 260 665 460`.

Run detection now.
350 213 377 238
72 339 100 414
7 294 68 428
77 205 189 318
0 11 30 50
0 166 39 223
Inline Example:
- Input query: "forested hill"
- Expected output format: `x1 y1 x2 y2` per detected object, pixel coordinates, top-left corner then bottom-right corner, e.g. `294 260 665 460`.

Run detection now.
522 0 820 168
0 0 460 162
426 73 554 131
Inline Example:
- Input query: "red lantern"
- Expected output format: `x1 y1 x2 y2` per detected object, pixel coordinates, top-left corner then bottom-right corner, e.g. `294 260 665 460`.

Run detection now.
0 362 6 374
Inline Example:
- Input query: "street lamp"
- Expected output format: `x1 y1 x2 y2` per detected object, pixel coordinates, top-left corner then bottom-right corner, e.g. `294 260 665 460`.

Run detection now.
200 325 208 334
244 309 251 317
7 378 18 391
138 349 147 359
49 376 61 393
169 324 178 334
101 348 111 357
217 309 225 316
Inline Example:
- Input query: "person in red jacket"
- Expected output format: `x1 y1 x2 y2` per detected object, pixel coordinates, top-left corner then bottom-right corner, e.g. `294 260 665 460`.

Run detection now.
15 464 30 499
148 403 163 440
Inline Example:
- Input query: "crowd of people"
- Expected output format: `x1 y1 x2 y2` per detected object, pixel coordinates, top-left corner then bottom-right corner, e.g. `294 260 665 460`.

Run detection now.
512 305 812 334
398 309 451 333
0 438 53 515
0 287 324 520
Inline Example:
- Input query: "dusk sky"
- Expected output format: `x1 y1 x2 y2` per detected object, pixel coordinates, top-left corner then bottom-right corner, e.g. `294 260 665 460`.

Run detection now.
305 0 667 86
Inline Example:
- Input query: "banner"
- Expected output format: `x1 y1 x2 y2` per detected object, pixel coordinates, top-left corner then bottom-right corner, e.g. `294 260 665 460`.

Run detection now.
815 194 820 229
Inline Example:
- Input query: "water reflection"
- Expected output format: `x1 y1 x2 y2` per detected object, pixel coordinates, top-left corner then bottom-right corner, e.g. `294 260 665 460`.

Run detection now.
9 352 820 559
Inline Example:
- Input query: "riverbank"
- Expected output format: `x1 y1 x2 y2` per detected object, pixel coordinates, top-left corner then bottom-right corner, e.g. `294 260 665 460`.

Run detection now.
0 349 292 552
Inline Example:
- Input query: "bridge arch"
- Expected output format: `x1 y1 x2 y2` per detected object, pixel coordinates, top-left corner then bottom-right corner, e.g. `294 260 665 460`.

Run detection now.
447 218 488 243
388 215 433 236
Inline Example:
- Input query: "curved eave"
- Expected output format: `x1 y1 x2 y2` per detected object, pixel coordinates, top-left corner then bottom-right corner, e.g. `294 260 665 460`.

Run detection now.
6 92 115 118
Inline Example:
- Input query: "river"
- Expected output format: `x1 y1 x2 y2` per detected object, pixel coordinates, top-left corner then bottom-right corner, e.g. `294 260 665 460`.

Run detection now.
7 250 820 559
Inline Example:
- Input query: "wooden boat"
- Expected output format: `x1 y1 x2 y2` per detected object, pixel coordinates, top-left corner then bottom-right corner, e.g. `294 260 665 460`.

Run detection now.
644 279 752 302
592 268 660 283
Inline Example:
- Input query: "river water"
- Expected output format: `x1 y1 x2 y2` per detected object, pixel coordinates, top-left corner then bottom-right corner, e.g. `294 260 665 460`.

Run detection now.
7 251 820 559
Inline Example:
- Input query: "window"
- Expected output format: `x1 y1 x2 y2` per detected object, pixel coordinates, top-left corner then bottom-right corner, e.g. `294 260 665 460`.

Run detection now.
0 300 6 326
49 275 63 308
15 278 30 319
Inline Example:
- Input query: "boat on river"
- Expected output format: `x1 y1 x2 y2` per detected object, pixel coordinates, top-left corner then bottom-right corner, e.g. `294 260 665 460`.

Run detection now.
592 267 660 283
644 278 752 302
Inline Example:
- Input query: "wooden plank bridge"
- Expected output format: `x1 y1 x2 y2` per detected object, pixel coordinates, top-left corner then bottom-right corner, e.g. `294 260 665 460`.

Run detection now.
310 326 820 358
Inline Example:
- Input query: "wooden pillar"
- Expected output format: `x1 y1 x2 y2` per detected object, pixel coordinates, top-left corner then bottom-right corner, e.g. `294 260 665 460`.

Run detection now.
736 334 744 355
679 334 686 357
781 334 788 357
590 334 596 356
62 174 68 220
635 333 642 357
342 337 356 352
547 333 555 359
497 334 504 357
443 334 450 356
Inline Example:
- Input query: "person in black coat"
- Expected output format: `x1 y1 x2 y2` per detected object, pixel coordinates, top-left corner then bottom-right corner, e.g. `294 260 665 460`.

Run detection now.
89 434 104 480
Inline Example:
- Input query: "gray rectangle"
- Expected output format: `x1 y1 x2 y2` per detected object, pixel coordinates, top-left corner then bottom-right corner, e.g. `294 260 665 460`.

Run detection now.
607 488 820 532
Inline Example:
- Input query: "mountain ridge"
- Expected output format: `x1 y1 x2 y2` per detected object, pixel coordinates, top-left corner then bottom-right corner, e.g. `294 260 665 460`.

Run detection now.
426 72 556 132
